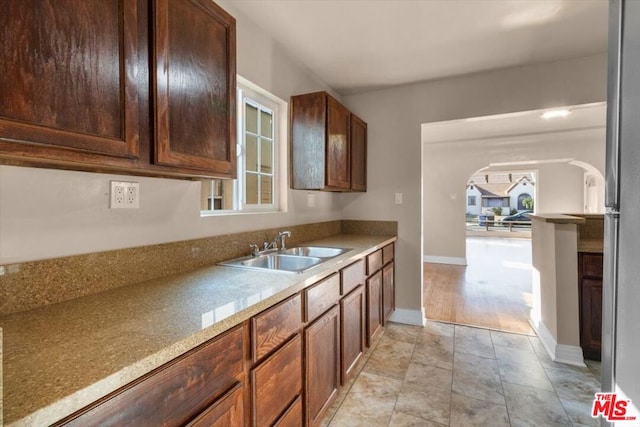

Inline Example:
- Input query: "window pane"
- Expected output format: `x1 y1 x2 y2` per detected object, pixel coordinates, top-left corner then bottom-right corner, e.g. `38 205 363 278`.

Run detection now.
260 110 272 138
246 173 258 204
260 138 272 173
246 104 258 134
201 179 213 210
260 175 273 204
246 134 258 172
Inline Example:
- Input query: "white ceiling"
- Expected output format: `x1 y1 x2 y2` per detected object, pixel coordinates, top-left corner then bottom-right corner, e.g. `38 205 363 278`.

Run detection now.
224 0 609 95
422 102 606 144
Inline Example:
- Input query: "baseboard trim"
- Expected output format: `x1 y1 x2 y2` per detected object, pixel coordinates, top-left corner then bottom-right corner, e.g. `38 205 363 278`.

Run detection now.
423 256 467 266
555 345 586 367
530 318 586 367
390 308 426 326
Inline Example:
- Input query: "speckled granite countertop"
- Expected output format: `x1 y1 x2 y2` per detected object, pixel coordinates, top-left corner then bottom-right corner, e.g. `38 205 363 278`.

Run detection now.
0 234 396 426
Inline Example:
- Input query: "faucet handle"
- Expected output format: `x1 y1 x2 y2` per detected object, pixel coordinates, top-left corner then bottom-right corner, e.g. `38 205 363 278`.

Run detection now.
249 244 260 256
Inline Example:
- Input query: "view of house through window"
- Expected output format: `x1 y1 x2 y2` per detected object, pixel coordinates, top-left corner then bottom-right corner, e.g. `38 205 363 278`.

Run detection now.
465 171 536 233
201 82 280 213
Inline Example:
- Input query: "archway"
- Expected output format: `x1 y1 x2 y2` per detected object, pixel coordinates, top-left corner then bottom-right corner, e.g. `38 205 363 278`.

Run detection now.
422 102 606 333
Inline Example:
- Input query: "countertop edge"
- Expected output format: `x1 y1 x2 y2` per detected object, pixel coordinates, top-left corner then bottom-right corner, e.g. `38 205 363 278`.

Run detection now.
8 235 397 426
530 214 587 224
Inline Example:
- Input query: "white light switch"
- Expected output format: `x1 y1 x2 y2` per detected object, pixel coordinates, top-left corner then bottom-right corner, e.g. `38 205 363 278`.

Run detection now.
395 192 403 205
307 193 316 207
450 193 457 200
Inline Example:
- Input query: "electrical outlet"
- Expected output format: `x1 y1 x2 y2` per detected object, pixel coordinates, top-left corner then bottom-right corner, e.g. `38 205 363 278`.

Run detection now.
110 181 139 209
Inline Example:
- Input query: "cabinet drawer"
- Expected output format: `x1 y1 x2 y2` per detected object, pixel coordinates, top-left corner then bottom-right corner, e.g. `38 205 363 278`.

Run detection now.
274 396 302 427
59 325 244 427
367 250 383 275
305 274 341 322
382 243 394 265
186 383 244 427
252 334 302 427
341 259 365 295
252 294 302 362
581 253 603 279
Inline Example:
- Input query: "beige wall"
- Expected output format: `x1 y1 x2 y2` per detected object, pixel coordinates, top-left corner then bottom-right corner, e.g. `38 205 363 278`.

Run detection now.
343 53 606 322
531 219 581 351
0 3 340 264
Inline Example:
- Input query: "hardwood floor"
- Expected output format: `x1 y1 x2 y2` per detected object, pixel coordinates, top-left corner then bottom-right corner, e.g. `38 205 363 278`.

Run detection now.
424 237 535 335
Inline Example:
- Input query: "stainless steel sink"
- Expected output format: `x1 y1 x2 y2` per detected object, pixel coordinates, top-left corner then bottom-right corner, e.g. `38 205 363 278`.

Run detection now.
242 254 322 272
279 246 350 258
219 246 351 273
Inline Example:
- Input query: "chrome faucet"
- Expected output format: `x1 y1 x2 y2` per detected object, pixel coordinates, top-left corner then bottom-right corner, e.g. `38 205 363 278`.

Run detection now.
260 230 292 252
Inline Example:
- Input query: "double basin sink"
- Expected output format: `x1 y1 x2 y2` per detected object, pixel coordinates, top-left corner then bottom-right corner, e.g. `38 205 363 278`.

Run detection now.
219 246 351 274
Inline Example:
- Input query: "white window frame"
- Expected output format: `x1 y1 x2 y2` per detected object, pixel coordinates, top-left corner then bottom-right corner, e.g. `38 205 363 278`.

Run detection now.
201 77 287 216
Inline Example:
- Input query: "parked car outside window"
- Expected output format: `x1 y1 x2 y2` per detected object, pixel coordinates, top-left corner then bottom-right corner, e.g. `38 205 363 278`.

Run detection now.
500 210 533 223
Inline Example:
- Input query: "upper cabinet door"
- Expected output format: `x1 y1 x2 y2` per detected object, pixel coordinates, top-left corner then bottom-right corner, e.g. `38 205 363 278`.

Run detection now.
0 0 139 159
326 96 350 190
154 0 237 178
350 114 367 192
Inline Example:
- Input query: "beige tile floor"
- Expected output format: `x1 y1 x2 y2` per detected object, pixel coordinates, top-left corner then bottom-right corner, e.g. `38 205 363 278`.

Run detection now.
323 322 602 427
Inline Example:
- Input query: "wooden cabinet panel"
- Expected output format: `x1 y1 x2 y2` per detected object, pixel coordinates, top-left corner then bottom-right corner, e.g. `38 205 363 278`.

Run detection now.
274 396 303 427
350 114 367 191
290 91 327 189
581 253 604 278
290 91 366 192
0 0 139 160
252 294 302 362
340 285 365 384
251 334 302 427
341 259 365 296
186 383 244 427
382 243 394 266
578 253 603 360
366 271 383 346
326 96 351 190
58 325 244 426
367 250 383 275
305 305 340 427
580 278 603 360
153 0 236 176
382 262 395 324
305 274 341 322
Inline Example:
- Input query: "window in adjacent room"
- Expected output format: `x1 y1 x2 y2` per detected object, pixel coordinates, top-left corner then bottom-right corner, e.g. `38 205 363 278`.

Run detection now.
201 78 284 214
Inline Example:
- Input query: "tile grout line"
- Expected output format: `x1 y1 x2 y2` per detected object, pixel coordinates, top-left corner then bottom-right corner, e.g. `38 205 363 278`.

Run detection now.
489 330 515 427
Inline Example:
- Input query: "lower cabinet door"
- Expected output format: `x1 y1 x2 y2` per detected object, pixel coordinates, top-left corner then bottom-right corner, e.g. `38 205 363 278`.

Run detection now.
251 334 302 426
340 285 365 384
305 305 340 427
186 383 244 427
382 262 395 324
273 396 303 427
366 270 383 346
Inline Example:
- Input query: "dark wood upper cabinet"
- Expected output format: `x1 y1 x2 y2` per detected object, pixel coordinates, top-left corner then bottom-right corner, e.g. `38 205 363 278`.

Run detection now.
153 0 236 177
326 96 351 189
350 114 367 191
290 91 366 192
0 0 236 179
0 0 140 160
